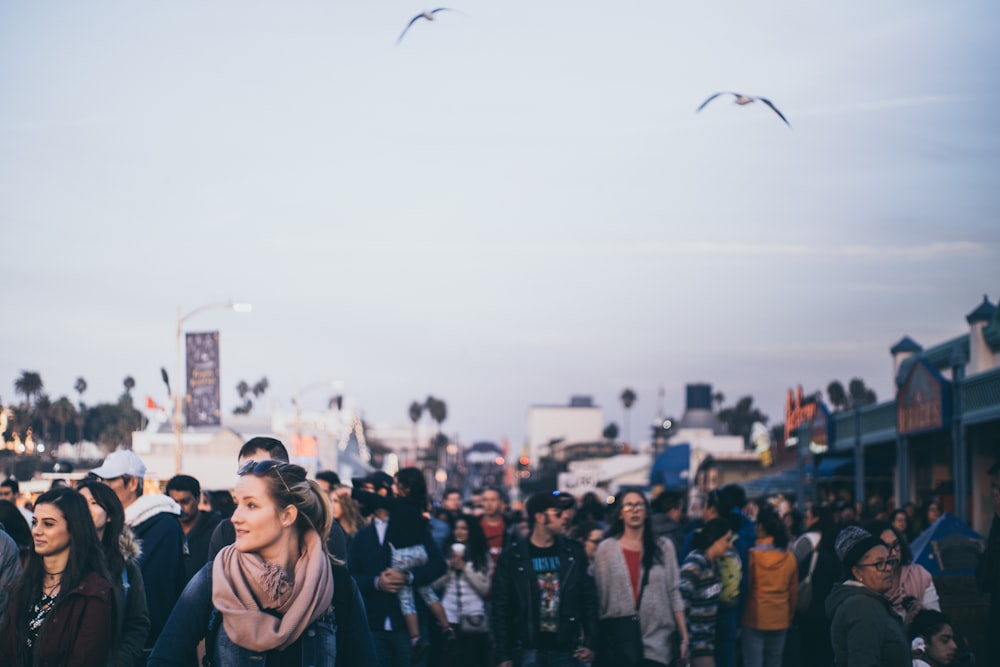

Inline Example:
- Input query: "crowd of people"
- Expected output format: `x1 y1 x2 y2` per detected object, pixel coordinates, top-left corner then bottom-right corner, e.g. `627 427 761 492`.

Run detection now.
0 439 997 667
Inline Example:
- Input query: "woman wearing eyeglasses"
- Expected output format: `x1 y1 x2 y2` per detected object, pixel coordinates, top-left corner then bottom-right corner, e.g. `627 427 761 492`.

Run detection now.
863 520 939 622
149 460 377 667
826 525 909 667
594 490 689 667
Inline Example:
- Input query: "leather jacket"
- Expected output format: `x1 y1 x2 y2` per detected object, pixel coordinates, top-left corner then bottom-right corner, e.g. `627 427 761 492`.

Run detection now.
491 536 598 663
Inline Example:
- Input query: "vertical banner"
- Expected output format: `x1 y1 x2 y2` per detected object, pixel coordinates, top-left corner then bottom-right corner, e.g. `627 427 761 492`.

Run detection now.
186 331 221 426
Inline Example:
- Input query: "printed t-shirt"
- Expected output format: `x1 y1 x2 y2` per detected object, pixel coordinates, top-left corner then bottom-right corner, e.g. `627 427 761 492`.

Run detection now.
529 541 561 650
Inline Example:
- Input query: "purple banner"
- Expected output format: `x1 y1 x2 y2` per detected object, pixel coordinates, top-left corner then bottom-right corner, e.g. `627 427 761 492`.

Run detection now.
186 331 221 426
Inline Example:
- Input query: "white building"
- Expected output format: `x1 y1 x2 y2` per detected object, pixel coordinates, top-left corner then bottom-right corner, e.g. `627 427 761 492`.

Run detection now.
526 396 603 466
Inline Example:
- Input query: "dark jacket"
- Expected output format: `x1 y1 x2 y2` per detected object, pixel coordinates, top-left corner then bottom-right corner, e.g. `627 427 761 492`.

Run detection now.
491 535 599 663
0 571 114 667
348 519 447 632
148 559 376 667
127 495 186 649
111 529 151 667
181 510 222 583
825 582 909 667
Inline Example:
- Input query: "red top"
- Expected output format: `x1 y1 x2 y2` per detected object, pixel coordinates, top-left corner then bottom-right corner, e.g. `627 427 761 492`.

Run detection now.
481 517 505 562
622 546 642 605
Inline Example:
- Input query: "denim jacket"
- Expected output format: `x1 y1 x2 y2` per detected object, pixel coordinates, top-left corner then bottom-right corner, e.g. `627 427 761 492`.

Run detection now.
149 562 340 667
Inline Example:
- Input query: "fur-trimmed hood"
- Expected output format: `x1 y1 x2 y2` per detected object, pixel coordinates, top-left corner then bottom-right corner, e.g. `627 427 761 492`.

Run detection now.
124 493 181 527
118 524 142 563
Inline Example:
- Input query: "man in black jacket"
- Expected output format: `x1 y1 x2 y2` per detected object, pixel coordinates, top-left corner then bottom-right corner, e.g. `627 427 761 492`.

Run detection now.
348 472 447 667
492 491 598 667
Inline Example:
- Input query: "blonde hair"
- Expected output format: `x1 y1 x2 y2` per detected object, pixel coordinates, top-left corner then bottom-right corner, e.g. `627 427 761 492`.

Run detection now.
245 462 332 548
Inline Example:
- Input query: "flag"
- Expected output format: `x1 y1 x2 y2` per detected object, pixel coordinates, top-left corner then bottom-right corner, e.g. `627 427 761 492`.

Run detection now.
146 396 164 411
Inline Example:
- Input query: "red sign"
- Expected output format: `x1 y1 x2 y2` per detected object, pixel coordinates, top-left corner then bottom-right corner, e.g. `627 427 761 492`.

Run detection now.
897 361 947 435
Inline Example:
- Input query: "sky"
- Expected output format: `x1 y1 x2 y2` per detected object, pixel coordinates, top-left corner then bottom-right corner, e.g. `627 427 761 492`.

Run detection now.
2 1 998 447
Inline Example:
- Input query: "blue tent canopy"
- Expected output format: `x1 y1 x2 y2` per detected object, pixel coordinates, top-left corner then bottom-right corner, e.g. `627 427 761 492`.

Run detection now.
650 443 691 490
909 512 984 577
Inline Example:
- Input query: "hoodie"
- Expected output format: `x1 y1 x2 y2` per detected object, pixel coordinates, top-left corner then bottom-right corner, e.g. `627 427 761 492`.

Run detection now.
825 581 910 667
741 537 798 630
125 494 185 649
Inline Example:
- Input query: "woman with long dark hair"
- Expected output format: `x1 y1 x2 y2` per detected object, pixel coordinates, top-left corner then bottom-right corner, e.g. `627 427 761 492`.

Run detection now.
78 479 151 666
436 514 492 667
150 460 376 666
594 489 688 667
0 487 114 666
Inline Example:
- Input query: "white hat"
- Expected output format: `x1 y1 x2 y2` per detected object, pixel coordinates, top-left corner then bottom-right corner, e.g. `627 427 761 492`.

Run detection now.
90 450 147 479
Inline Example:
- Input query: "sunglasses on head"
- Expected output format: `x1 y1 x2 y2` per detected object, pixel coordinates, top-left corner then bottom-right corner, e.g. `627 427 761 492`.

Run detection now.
238 459 291 494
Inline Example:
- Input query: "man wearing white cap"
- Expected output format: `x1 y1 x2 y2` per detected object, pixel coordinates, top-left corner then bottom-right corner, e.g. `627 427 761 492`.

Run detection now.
90 449 185 659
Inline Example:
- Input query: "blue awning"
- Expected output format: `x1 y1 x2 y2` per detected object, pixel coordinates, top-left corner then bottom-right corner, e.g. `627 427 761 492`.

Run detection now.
650 443 691 489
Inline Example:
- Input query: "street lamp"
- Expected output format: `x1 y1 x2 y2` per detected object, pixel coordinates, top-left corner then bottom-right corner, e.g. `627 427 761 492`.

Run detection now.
173 300 251 474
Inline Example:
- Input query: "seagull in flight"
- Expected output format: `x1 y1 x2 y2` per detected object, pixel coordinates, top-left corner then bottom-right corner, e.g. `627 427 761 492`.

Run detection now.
696 92 791 127
397 8 456 45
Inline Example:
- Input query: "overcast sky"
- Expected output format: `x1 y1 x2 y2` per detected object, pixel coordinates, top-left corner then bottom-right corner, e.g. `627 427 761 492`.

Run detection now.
2 1 998 447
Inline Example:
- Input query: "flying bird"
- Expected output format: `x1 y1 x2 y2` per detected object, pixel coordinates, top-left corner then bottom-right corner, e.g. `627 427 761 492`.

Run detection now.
696 92 791 127
397 8 455 45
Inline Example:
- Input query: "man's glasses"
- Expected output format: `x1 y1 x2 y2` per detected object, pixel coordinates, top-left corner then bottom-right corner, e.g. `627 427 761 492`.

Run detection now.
238 459 291 494
856 557 900 572
621 502 646 513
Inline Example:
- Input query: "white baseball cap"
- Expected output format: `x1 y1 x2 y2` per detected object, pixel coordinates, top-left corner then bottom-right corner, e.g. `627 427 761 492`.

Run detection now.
90 449 147 479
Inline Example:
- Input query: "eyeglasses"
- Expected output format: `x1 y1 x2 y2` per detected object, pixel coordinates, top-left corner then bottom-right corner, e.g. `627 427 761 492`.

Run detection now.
621 502 646 513
884 539 900 553
856 557 900 572
238 459 291 494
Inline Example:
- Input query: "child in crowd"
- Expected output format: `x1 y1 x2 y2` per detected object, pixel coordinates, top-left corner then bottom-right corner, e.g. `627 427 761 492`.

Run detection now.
353 468 454 656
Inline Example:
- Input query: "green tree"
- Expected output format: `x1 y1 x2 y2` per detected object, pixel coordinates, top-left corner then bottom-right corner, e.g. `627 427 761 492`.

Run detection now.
620 388 637 445
74 376 87 408
252 377 269 398
51 396 76 444
14 370 43 409
34 393 51 444
425 396 447 434
123 376 136 398
827 381 848 411
408 400 423 452
826 378 877 411
603 422 619 442
717 395 769 446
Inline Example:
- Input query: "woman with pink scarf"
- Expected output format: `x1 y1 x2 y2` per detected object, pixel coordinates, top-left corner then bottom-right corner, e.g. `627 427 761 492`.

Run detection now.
149 460 375 667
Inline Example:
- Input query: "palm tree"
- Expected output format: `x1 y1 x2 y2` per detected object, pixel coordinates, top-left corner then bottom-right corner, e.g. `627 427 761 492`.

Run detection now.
74 376 87 402
123 376 136 396
51 396 76 445
827 381 848 411
425 396 447 434
14 370 44 410
408 400 423 449
34 393 51 444
619 388 636 445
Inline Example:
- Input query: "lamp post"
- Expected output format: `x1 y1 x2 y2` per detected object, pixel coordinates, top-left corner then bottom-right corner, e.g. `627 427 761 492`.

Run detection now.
174 300 251 475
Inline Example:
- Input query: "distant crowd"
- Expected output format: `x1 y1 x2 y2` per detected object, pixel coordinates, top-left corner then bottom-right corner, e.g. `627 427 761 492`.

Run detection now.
0 437 998 667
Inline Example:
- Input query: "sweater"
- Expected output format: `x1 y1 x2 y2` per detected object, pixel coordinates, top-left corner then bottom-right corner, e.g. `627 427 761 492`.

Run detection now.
741 537 797 631
680 550 721 658
825 581 910 667
594 536 685 667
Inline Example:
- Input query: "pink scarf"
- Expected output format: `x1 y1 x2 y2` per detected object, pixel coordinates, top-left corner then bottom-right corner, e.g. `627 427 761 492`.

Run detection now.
212 530 334 652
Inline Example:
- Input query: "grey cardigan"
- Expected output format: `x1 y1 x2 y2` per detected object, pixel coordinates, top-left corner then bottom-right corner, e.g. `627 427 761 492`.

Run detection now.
593 536 685 667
